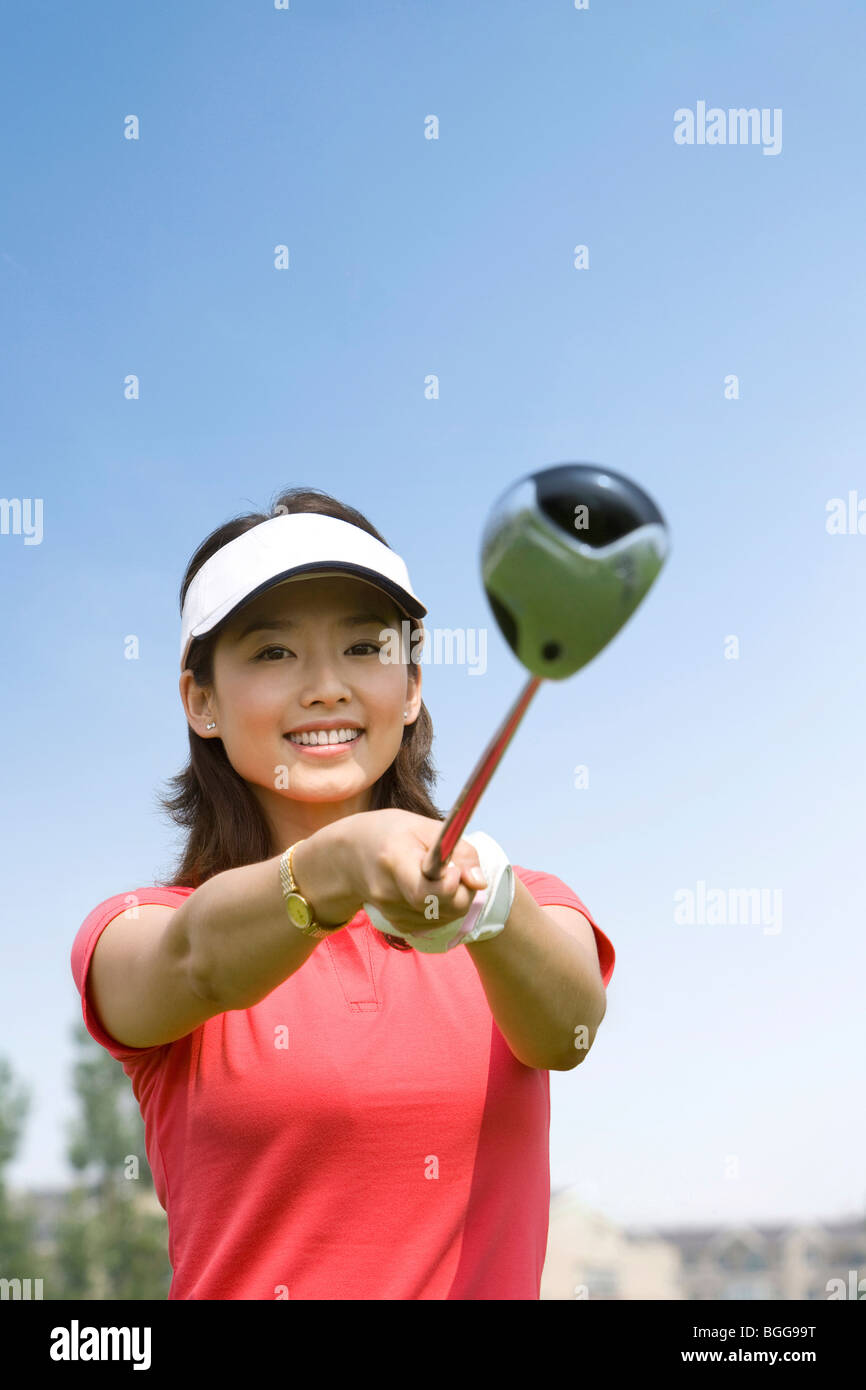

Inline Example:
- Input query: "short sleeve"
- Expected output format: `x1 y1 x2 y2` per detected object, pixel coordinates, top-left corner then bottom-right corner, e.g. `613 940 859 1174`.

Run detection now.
513 866 615 988
70 886 194 1061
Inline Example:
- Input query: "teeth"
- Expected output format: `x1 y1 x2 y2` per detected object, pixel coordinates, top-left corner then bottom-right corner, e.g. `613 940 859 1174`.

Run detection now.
288 728 362 746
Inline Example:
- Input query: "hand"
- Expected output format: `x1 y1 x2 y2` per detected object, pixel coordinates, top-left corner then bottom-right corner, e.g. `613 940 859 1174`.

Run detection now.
341 809 488 939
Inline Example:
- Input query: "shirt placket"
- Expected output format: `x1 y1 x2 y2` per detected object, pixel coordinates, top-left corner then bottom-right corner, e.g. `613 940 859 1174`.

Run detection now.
324 924 384 1012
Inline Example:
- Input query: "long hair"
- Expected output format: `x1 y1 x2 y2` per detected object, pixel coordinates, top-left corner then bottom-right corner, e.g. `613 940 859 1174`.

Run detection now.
153 487 445 949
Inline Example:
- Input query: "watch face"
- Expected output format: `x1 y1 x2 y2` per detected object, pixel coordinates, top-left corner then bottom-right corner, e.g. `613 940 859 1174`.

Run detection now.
286 894 312 929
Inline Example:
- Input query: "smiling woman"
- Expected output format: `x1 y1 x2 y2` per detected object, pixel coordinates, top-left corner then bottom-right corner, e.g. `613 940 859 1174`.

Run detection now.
157 487 447 892
70 481 614 1304
178 566 427 869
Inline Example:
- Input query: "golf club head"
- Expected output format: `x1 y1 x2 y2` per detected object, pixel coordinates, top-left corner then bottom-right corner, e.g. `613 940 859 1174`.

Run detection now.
480 463 670 680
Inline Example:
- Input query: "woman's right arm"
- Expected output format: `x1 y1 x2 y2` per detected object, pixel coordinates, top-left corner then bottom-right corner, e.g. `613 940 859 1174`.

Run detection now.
89 811 483 1050
88 819 364 1051
178 809 481 1011
184 818 365 1011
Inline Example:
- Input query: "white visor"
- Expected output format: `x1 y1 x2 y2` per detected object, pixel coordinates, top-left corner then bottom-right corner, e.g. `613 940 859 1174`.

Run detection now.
180 511 427 670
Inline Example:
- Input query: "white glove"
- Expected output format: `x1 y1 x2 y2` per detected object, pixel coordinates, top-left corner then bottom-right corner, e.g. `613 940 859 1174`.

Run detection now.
364 831 515 954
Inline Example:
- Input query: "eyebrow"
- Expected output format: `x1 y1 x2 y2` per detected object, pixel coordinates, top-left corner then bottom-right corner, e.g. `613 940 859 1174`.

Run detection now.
236 612 392 642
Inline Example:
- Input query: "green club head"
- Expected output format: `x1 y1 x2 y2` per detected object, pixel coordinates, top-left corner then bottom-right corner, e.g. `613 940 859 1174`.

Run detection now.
480 463 670 680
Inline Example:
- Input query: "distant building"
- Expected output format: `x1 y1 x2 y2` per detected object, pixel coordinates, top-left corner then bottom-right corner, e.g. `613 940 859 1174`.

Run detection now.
542 1188 866 1301
542 1190 683 1299
655 1216 866 1300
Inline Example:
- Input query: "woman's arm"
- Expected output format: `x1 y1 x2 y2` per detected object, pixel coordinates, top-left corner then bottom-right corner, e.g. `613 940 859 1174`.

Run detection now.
185 822 363 1011
464 876 607 1071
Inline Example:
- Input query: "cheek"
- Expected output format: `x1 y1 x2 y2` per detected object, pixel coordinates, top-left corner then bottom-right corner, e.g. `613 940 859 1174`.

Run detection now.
223 674 281 725
363 674 406 720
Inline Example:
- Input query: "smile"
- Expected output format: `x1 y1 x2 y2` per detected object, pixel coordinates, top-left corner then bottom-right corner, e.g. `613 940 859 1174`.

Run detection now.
285 730 365 756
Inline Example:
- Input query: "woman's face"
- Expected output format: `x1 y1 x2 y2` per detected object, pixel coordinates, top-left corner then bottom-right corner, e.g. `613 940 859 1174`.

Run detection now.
180 574 423 845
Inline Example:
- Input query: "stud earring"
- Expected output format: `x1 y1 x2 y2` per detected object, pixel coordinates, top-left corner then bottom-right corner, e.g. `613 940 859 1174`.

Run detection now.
206 721 216 731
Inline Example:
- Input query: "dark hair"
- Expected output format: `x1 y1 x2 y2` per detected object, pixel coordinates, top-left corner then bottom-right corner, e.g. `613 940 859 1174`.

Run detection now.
153 487 445 949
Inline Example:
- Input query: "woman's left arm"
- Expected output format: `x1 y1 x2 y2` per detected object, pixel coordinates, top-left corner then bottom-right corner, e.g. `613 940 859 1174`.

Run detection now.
464 875 607 1071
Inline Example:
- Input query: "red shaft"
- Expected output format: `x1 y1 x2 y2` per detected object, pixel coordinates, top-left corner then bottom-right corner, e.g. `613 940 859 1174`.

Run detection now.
421 674 544 880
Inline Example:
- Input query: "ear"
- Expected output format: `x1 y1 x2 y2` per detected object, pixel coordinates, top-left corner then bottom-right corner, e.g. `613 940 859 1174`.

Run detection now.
179 669 215 736
406 660 422 719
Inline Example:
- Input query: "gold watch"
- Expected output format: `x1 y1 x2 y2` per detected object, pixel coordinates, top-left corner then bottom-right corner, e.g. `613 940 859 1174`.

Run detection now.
279 842 349 939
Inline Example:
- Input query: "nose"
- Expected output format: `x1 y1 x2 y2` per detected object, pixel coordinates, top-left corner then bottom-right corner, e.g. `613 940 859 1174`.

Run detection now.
296 653 354 707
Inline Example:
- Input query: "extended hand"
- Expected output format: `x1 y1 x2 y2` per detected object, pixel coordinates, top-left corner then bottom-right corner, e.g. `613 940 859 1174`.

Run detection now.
343 809 488 939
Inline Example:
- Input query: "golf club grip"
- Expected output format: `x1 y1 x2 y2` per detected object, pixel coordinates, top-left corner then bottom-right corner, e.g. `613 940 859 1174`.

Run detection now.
421 674 543 881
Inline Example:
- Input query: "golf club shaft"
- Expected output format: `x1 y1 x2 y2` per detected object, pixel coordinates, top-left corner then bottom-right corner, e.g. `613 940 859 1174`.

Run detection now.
421 673 544 881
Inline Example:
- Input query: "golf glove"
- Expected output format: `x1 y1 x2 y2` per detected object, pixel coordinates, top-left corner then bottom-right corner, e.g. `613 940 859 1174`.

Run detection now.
364 830 515 954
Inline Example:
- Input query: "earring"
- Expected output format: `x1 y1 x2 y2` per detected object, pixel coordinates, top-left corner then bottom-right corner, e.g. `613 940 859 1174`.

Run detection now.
206 722 216 731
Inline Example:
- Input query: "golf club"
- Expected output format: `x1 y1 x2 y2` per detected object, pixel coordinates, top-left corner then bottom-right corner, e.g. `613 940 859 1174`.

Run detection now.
420 462 670 882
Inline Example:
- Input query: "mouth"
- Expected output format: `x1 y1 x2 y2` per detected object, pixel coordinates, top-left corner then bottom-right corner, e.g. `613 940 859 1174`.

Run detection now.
284 729 365 756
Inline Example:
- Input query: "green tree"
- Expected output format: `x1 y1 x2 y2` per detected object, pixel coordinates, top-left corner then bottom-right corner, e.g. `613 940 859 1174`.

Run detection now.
0 1057 39 1284
50 1023 172 1299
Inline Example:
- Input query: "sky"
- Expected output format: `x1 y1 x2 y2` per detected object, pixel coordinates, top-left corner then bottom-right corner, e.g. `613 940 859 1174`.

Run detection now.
1 0 864 1235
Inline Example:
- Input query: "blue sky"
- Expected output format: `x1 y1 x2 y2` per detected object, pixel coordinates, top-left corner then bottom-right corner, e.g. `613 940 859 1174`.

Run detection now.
1 0 864 1234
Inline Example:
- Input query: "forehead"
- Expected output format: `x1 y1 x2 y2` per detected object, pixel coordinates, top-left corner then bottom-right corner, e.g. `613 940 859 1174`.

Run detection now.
225 574 400 633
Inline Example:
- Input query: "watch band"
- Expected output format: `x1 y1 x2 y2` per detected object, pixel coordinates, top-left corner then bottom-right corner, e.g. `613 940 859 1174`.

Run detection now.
279 841 348 940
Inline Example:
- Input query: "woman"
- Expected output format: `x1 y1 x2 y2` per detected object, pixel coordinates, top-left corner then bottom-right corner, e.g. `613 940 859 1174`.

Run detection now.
70 486 615 1300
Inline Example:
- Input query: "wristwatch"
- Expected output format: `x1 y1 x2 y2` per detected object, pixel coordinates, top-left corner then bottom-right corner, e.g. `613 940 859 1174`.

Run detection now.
279 841 349 940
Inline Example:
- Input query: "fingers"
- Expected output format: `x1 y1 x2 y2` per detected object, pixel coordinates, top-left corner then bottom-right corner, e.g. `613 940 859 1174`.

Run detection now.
419 856 462 903
423 853 487 909
406 857 474 923
450 843 487 891
371 830 487 933
426 850 487 899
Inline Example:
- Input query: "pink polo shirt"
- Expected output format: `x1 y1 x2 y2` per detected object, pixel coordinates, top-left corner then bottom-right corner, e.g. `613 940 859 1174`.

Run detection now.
70 865 614 1300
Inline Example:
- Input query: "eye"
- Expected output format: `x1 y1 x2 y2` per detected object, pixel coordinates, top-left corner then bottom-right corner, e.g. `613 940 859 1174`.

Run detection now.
254 642 383 661
255 646 290 661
